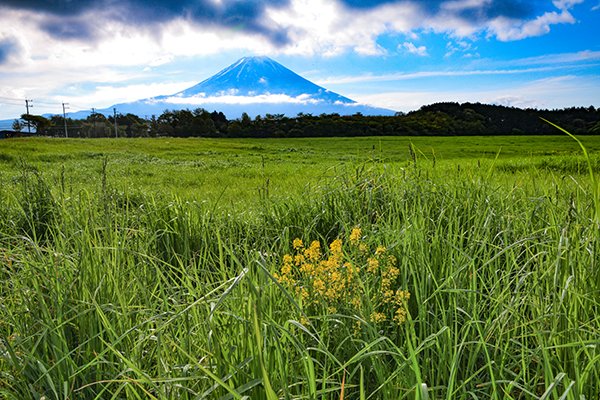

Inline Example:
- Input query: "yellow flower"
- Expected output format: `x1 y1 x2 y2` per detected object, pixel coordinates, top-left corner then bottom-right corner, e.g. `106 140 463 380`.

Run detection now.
325 288 338 300
367 257 379 273
393 307 408 324
381 278 391 291
293 238 304 250
343 261 354 277
280 230 411 331
304 240 321 262
384 266 400 279
329 238 343 259
300 262 314 275
300 287 309 300
383 289 394 302
330 270 341 283
395 289 411 304
370 312 387 323
349 227 362 245
294 254 305 266
313 278 325 294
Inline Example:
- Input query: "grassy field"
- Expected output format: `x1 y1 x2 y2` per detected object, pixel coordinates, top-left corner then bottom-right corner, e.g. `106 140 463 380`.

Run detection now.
0 135 599 399
1 135 599 206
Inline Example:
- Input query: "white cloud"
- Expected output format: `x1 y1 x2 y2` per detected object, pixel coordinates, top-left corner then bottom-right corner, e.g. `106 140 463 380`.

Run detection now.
162 93 322 105
0 0 586 68
488 10 575 41
552 0 584 10
265 0 420 56
419 0 582 42
64 82 197 111
401 42 428 56
592 2 600 11
445 39 477 58
489 50 600 68
0 9 278 73
316 65 588 85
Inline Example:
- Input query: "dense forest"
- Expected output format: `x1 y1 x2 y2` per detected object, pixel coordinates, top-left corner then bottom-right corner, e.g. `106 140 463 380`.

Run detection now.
7 102 600 138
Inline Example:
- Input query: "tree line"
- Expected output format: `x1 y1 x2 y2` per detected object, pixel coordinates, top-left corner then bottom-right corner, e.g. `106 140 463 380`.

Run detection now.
10 102 600 138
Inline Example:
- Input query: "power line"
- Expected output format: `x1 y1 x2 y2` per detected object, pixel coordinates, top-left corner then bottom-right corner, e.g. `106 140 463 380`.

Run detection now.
0 101 24 108
0 95 58 106
0 95 24 102
30 104 62 111
0 96 79 113
31 99 60 106
68 103 91 110
0 96 47 106
0 99 23 105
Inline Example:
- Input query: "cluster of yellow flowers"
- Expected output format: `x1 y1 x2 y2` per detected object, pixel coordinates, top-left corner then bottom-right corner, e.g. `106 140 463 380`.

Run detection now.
275 237 360 314
275 227 410 329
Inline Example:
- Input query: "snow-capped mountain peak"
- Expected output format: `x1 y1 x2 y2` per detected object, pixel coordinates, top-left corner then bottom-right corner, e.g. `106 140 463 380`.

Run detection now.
171 56 355 104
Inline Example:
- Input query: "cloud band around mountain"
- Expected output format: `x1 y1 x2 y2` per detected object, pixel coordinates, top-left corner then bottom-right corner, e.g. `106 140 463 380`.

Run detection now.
160 93 322 106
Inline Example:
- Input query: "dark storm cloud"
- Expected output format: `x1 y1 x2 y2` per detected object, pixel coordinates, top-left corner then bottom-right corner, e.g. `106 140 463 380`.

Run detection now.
452 0 544 22
0 0 291 45
0 37 19 64
481 1 540 18
40 16 96 40
0 0 96 15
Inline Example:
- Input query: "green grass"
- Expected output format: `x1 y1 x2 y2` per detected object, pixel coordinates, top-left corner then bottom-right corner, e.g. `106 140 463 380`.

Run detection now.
1 135 600 208
0 135 599 399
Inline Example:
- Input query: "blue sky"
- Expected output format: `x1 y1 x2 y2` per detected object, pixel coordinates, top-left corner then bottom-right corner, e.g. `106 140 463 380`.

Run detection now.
0 0 599 123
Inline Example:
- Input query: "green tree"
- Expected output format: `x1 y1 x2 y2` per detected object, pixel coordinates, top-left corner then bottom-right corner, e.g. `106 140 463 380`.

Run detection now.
241 112 251 127
12 119 22 132
20 114 51 135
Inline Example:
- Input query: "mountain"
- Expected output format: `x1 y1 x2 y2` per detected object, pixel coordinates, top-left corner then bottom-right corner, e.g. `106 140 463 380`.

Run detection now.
172 56 355 102
69 56 395 119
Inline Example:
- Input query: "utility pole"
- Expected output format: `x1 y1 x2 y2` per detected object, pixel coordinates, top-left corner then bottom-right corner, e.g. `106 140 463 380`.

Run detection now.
91 108 96 136
113 107 118 138
62 102 69 138
25 99 32 133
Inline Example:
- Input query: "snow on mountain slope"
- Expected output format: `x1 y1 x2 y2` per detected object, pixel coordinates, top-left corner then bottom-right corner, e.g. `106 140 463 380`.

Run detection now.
166 56 355 104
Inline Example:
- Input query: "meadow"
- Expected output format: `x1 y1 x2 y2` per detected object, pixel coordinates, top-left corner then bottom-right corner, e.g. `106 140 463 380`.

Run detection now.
0 135 599 399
